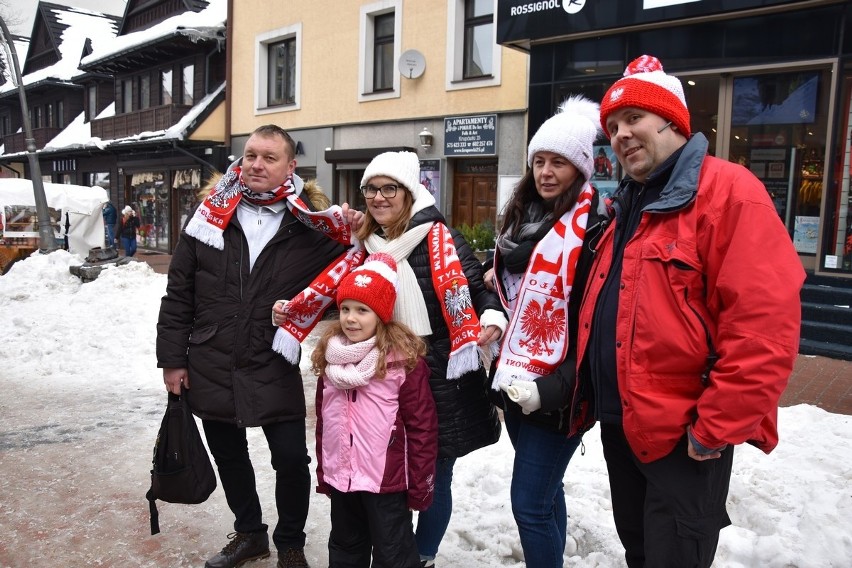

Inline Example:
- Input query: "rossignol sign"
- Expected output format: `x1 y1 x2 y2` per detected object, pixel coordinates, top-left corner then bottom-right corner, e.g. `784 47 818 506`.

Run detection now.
498 0 808 45
508 0 585 16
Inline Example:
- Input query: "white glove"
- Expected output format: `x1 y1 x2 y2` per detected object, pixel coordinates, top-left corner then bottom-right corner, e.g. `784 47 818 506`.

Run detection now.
502 380 541 415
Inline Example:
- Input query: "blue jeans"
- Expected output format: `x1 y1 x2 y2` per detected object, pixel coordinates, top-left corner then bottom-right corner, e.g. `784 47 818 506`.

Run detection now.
414 456 456 561
121 236 137 256
105 225 114 247
504 410 582 568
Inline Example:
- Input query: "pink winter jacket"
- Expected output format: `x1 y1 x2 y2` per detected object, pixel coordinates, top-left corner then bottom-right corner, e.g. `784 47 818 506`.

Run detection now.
315 357 437 511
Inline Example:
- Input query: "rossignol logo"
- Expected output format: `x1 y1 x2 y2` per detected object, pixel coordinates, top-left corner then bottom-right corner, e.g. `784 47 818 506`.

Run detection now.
509 0 586 16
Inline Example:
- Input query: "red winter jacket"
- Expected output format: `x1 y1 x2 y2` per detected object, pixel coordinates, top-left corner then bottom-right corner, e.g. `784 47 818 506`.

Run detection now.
577 134 805 463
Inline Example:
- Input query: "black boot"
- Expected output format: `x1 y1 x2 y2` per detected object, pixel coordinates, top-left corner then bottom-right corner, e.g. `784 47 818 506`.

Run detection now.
204 531 270 568
277 547 310 568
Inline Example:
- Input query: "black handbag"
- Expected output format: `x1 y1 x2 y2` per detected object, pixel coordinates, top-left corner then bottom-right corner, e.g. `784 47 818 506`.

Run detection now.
146 390 217 535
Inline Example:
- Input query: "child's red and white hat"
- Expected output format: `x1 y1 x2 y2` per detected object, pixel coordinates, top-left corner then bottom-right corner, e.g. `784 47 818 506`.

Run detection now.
336 253 398 323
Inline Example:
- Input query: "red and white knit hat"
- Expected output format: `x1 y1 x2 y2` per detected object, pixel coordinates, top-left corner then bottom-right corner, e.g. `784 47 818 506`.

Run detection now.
336 253 399 323
600 55 691 139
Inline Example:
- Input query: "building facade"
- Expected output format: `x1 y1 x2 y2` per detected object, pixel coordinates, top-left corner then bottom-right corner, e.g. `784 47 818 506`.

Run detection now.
228 0 529 230
498 0 852 279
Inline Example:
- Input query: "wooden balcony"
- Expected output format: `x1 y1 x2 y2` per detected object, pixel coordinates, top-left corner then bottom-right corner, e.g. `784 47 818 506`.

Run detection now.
2 127 62 154
91 104 193 141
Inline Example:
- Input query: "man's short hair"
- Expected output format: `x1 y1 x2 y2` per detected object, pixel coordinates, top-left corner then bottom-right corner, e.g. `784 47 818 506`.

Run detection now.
251 124 296 159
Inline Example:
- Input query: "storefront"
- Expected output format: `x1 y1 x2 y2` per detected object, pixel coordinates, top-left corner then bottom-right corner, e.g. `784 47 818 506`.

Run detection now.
498 0 852 278
121 166 203 253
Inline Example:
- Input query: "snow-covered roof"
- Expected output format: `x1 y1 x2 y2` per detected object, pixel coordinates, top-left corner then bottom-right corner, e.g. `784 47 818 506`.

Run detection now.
0 5 119 95
81 0 226 68
40 82 225 153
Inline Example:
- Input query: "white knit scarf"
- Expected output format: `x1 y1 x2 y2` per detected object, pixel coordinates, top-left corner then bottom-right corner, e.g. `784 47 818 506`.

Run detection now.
365 223 433 336
324 335 381 389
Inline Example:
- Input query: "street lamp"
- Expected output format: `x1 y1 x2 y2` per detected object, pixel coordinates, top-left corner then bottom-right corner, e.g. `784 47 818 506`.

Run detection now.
0 16 57 252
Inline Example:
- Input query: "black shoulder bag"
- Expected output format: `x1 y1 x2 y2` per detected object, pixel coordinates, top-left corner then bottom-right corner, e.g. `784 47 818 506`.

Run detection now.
146 390 217 535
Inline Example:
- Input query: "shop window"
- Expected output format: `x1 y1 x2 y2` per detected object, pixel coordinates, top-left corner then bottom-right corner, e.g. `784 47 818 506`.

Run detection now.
825 66 852 274
726 68 831 254
358 1 400 101
256 23 301 112
174 168 202 232
130 171 170 252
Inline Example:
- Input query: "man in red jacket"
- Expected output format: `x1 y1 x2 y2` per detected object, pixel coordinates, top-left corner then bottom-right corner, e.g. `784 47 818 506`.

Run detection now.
578 55 805 568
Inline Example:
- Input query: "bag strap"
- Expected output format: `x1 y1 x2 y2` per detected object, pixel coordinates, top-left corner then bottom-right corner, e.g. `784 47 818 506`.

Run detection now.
147 487 160 535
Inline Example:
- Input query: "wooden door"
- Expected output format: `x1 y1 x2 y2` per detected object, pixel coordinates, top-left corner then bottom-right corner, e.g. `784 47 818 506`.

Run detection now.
452 174 496 227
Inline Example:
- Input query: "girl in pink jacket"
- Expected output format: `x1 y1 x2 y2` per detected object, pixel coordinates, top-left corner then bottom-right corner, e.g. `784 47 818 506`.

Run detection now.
311 253 438 568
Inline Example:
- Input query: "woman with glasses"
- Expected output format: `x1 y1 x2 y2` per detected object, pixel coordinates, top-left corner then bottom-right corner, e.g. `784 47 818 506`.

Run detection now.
355 151 506 568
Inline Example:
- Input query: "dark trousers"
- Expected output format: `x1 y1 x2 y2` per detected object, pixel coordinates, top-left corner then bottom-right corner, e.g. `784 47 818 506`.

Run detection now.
328 489 420 568
600 423 733 568
202 419 310 551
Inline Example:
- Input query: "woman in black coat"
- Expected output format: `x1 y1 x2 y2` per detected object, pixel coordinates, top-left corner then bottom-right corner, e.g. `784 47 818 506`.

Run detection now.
355 151 506 567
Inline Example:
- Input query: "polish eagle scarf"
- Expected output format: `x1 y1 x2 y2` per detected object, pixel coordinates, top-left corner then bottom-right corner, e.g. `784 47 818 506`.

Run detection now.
491 184 593 389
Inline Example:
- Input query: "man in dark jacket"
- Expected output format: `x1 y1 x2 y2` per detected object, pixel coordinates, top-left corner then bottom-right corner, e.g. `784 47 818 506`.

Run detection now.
156 125 347 568
102 201 117 247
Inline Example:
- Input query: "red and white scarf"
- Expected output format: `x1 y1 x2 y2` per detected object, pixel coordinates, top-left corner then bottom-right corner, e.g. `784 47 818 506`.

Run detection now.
492 185 593 389
185 164 365 364
428 223 482 379
365 222 481 379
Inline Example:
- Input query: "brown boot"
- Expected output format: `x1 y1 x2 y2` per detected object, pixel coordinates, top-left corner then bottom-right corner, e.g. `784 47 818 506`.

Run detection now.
277 547 310 568
204 531 270 568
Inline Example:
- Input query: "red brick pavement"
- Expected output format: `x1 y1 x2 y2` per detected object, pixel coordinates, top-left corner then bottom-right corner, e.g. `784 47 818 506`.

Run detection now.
138 253 852 416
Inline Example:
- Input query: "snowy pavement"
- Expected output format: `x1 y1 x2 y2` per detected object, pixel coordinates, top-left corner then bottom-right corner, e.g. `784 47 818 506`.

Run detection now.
1 251 851 567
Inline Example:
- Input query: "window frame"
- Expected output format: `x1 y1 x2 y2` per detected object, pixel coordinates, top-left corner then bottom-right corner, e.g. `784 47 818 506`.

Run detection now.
358 0 402 102
255 23 302 114
161 68 173 106
446 0 502 91
181 63 194 106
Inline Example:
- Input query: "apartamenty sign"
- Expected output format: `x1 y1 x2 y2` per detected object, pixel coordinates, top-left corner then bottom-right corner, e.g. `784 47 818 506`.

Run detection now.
444 114 497 156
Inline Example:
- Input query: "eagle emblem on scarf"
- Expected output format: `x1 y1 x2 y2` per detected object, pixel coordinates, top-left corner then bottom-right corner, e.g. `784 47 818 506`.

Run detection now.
444 279 473 328
519 298 565 357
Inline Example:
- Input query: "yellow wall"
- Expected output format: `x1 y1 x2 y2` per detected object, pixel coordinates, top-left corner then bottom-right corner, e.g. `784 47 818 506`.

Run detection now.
188 101 226 142
229 0 528 137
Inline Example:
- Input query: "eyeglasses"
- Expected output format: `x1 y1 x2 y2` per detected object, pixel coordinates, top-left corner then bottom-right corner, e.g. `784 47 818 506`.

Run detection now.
360 184 399 199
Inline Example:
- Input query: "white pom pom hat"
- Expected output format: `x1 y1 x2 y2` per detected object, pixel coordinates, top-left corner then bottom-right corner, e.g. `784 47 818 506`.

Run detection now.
527 94 602 181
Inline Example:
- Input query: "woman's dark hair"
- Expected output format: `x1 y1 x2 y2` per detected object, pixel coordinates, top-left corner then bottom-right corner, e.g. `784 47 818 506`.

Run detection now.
499 167 587 239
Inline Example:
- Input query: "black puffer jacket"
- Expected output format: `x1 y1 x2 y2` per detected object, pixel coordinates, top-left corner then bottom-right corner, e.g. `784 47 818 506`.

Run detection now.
156 195 344 427
405 206 502 458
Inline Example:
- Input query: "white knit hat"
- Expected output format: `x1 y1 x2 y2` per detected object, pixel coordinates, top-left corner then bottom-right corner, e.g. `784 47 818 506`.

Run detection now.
527 94 602 181
122 205 134 215
361 151 421 194
600 55 691 138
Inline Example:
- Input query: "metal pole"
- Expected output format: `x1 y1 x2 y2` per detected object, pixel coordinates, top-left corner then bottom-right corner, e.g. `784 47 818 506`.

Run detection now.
0 16 57 252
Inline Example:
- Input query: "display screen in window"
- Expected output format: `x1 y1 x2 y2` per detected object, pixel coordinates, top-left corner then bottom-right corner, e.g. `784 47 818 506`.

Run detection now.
732 73 818 126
